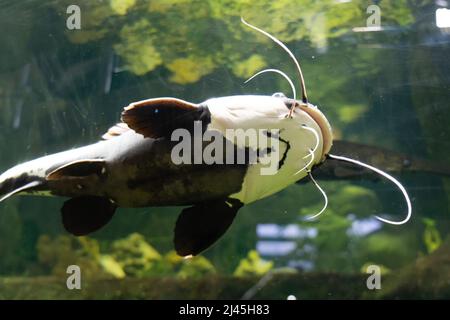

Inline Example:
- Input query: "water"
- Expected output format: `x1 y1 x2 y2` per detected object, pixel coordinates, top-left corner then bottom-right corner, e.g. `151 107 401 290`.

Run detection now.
0 0 449 299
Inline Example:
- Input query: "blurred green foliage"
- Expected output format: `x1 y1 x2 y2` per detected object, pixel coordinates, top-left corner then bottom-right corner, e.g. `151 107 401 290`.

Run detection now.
33 233 219 279
110 233 161 276
36 235 107 278
423 218 442 254
233 250 273 277
0 200 23 273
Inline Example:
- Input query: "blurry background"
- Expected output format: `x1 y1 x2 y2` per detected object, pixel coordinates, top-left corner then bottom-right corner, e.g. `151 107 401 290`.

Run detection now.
0 0 449 299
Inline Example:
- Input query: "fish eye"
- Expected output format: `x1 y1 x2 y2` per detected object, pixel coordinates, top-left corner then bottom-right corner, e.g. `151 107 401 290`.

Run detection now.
272 92 286 98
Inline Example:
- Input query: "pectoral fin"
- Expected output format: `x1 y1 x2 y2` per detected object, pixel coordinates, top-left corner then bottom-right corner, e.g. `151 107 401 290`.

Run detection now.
174 199 243 257
121 97 210 139
47 159 105 181
61 196 117 236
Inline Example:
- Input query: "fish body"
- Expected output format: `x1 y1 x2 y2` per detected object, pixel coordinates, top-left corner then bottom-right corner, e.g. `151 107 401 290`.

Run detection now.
0 95 332 256
1 95 331 206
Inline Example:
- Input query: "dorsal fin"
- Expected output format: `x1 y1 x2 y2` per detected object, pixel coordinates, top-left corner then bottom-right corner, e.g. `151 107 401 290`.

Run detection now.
102 122 130 140
121 97 211 139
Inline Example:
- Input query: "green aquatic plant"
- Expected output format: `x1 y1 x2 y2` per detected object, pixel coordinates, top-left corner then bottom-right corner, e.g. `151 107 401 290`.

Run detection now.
35 234 130 279
32 233 217 279
378 0 415 26
110 233 161 277
233 250 273 277
136 250 216 278
113 19 163 76
329 184 380 217
177 255 216 279
360 262 391 275
231 54 267 79
36 235 106 278
110 0 137 15
297 183 380 222
99 255 126 279
356 232 419 270
52 0 414 87
423 218 442 254
371 237 450 299
308 209 352 272
167 55 215 84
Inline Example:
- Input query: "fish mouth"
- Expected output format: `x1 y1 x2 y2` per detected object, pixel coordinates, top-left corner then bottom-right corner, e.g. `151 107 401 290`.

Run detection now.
297 102 333 162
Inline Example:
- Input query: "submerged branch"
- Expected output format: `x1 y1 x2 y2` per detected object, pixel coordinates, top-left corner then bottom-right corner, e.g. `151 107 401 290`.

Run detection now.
305 140 450 182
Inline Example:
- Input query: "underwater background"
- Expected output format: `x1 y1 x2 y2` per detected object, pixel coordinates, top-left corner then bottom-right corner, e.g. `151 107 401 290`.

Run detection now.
0 0 449 299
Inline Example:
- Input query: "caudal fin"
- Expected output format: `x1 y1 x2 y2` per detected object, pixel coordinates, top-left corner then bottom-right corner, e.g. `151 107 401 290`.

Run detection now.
0 172 44 203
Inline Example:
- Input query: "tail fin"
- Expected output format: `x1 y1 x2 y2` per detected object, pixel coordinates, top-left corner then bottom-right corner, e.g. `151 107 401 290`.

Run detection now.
0 170 45 203
0 180 43 203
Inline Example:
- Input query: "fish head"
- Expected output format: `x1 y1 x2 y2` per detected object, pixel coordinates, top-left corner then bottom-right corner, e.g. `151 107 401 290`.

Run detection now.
206 94 333 203
284 97 333 163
